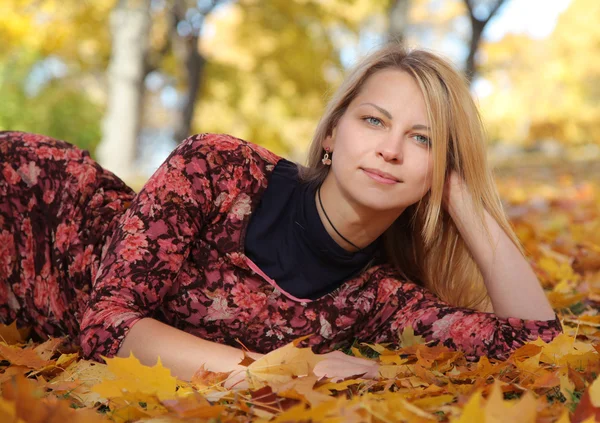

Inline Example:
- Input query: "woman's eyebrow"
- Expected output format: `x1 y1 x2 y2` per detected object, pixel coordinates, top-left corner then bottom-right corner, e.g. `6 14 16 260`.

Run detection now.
359 102 430 130
360 102 393 120
412 124 431 131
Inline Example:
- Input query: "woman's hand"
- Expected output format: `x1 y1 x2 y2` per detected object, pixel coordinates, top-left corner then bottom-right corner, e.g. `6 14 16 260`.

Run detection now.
222 350 264 390
442 169 473 216
222 350 380 389
312 350 380 382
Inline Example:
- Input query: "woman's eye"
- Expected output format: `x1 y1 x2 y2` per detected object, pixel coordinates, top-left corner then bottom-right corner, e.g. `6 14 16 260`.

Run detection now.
363 116 383 127
414 134 431 146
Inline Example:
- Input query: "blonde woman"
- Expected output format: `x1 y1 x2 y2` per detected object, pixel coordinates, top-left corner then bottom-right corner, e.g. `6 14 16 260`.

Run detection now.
0 42 561 388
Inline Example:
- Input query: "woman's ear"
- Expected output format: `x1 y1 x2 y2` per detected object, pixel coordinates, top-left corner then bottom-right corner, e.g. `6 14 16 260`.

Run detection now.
324 126 338 149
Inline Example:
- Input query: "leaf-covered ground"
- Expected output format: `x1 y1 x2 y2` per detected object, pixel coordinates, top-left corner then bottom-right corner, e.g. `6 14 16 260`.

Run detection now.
2 166 600 423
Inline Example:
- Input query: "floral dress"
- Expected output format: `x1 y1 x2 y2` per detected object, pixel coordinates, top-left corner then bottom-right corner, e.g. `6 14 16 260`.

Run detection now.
0 131 563 363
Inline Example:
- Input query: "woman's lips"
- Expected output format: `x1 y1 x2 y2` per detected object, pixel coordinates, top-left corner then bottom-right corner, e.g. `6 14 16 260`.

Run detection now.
362 169 400 185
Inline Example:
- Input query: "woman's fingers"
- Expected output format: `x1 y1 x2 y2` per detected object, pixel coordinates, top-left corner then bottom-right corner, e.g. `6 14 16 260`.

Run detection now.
313 352 379 382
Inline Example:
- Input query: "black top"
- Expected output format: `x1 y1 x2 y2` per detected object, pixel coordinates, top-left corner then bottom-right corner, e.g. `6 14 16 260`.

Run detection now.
244 158 384 300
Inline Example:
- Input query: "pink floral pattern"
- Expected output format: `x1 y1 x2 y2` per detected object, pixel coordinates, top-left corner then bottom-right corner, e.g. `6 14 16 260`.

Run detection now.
0 131 563 364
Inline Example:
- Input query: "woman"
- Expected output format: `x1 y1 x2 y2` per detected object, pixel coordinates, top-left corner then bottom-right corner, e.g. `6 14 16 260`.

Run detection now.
0 43 561 388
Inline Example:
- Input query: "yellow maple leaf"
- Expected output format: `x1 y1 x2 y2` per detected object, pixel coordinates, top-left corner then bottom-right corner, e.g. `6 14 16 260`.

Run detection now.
273 375 335 406
529 333 598 367
451 389 485 422
484 380 537 423
587 374 600 407
246 336 325 386
49 359 116 406
399 325 428 347
92 353 178 401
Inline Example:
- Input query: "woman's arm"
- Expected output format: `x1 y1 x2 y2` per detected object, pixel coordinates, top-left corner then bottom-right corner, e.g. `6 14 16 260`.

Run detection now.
443 171 556 321
79 134 248 366
352 266 561 362
118 318 262 383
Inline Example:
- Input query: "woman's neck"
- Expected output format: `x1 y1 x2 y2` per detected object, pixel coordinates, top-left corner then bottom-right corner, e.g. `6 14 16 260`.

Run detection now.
315 177 403 252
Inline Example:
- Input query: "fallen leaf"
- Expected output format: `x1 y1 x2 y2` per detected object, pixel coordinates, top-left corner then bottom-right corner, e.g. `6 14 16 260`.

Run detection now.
247 336 325 386
92 353 178 401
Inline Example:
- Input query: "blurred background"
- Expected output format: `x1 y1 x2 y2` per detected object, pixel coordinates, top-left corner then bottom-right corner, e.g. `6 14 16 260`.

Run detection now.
0 0 597 190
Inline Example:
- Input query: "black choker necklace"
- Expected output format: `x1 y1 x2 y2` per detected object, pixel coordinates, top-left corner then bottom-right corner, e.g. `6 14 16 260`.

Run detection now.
317 184 362 252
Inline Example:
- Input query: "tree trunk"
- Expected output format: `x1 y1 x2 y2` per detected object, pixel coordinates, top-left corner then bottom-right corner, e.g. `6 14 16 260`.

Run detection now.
465 17 485 83
387 0 410 44
172 34 206 143
171 0 215 144
463 0 507 84
97 0 151 182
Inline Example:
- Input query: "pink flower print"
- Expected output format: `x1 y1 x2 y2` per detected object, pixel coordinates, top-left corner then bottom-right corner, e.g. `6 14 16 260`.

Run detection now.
2 164 21 185
229 193 252 220
144 166 167 194
163 169 192 200
231 283 267 311
333 290 351 309
305 309 317 321
169 155 186 170
55 222 79 253
218 190 240 213
233 167 244 182
33 276 49 311
21 133 47 144
19 247 35 283
65 148 82 161
205 297 234 321
120 233 148 262
42 189 56 205
68 244 94 277
249 161 265 184
389 298 420 333
66 161 97 190
227 252 248 268
319 314 333 339
125 232 148 249
354 289 375 313
377 277 401 303
37 146 65 160
335 314 355 328
251 142 281 164
48 275 66 320
17 161 41 187
27 196 37 211
214 192 227 208
157 238 177 253
429 311 459 333
0 230 15 279
13 261 32 296
448 313 496 344
212 136 240 151
221 269 238 285
157 249 184 272
122 214 144 233
268 312 286 327
139 196 162 217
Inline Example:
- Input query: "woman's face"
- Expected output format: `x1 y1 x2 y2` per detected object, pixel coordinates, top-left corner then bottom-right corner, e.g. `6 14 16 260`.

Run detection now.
324 68 434 214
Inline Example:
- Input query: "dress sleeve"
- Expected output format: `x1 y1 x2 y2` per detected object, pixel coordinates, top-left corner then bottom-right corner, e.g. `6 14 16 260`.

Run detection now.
79 134 219 362
354 266 563 361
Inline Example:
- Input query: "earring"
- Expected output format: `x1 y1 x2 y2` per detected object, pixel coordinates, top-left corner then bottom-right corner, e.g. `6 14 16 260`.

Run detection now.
321 147 332 166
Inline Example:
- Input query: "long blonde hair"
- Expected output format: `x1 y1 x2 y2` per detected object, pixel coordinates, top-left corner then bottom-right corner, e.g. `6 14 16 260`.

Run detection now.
298 42 524 311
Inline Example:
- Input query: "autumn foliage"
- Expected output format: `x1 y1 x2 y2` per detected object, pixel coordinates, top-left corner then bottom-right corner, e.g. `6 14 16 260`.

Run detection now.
1 173 600 422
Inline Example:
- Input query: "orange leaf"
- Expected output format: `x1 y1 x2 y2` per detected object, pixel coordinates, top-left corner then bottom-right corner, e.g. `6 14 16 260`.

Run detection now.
0 321 29 345
0 343 51 369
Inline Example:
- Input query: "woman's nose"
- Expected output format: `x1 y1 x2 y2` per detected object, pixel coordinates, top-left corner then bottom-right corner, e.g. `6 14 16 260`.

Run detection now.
377 137 403 162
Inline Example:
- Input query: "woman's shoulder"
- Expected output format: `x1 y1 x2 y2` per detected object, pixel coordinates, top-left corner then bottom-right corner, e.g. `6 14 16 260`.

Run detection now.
178 133 283 167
